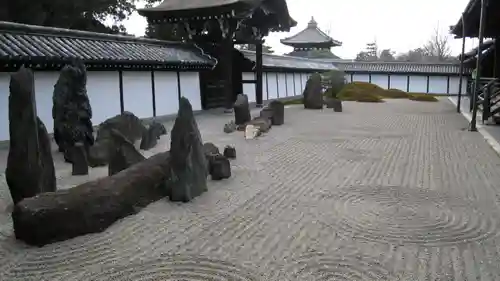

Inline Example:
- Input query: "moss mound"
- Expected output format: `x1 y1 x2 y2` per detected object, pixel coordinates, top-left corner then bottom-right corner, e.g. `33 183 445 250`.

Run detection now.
408 94 438 102
337 82 384 102
282 98 303 105
379 88 410 99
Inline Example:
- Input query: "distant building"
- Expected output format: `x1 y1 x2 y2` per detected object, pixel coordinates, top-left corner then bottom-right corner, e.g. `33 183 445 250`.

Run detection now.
280 17 342 59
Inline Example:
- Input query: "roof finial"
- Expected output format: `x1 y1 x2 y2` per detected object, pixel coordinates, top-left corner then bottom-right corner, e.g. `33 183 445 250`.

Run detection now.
308 16 317 28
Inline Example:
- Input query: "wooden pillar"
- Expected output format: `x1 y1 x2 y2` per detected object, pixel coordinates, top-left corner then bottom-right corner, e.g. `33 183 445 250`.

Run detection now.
256 41 264 107
457 13 466 113
151 70 156 117
494 38 500 78
118 70 124 113
221 24 235 111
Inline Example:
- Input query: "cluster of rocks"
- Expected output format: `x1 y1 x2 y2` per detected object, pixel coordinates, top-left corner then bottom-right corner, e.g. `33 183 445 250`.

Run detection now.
303 73 343 112
224 93 285 139
12 97 235 246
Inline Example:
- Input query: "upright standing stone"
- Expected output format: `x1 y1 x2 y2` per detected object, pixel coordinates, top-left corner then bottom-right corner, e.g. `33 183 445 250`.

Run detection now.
208 154 231 180
71 142 89 176
139 126 158 151
169 98 208 202
303 73 324 109
233 94 251 125
223 146 236 159
6 67 56 205
52 60 94 161
269 100 284 125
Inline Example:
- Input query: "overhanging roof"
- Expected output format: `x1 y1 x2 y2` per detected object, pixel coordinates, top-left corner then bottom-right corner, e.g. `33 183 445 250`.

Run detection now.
280 17 341 47
451 0 500 38
458 39 495 60
0 21 214 69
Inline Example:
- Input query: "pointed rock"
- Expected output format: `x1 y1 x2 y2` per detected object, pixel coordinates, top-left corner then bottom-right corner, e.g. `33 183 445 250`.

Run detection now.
6 67 56 204
108 129 146 176
169 97 207 202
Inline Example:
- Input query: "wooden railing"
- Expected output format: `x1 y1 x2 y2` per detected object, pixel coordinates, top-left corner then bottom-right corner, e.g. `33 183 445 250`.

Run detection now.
473 77 500 122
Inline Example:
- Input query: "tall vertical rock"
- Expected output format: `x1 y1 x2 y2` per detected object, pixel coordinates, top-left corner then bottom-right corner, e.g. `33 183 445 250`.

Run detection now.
233 94 251 125
6 67 56 205
52 60 94 162
303 73 324 109
169 97 208 202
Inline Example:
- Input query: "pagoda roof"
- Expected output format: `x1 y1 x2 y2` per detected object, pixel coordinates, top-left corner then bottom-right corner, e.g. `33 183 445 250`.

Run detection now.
280 17 341 47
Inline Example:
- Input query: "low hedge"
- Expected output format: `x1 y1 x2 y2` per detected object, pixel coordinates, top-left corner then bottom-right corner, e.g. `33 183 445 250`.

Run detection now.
408 94 439 102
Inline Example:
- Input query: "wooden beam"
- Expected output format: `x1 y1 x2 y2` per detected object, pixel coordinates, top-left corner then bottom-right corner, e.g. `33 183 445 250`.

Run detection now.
256 42 264 106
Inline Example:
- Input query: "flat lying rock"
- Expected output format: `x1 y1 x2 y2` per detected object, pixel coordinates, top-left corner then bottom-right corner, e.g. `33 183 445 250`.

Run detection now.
96 111 146 143
6 67 56 205
169 97 208 202
12 151 172 246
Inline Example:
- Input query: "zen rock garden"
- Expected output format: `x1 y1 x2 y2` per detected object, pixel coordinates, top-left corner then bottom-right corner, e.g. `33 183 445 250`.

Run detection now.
4 63 337 247
4 63 237 246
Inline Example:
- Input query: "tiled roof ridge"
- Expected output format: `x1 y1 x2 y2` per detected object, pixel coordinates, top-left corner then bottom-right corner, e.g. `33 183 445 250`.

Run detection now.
240 49 334 62
330 60 460 66
0 21 186 47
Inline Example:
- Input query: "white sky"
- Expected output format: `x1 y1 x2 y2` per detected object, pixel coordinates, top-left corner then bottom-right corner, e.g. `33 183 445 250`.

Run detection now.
124 0 478 59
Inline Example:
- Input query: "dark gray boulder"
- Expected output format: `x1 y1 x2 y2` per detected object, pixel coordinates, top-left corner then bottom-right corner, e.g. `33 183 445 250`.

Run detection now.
71 142 89 176
325 98 343 112
96 111 146 143
223 146 236 159
52 60 94 159
87 139 111 167
149 121 167 139
208 154 231 180
109 129 146 176
203 142 219 156
6 67 56 205
169 97 208 202
248 117 271 133
303 73 324 109
139 126 158 151
259 107 274 121
12 151 172 246
233 94 251 125
269 100 284 125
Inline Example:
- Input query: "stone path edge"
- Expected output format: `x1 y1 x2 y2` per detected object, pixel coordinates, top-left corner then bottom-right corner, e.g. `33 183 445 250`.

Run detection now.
447 97 500 156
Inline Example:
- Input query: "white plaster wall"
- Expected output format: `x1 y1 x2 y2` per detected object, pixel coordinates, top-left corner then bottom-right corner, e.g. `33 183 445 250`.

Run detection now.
294 73 302 96
301 73 308 92
277 73 287 98
371 74 389 89
242 72 256 102
428 76 448 94
122 71 153 119
154 71 179 116
389 75 408 91
179 72 201 111
86 71 121 125
267 72 278 99
352 74 370 82
0 73 10 141
286 73 295 96
448 76 468 95
345 74 352 83
409 75 428 93
34 72 59 133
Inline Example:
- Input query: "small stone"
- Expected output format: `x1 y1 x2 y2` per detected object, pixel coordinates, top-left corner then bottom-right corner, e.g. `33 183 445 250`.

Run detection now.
233 94 251 125
325 98 343 112
224 121 237 133
269 100 284 125
245 124 261 140
223 146 236 159
203 142 220 156
71 142 89 176
248 117 271 133
208 154 231 180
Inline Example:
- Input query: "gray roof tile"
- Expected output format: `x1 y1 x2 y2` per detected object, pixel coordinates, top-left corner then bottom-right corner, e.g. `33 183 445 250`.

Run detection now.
0 21 215 68
241 50 337 71
329 61 467 74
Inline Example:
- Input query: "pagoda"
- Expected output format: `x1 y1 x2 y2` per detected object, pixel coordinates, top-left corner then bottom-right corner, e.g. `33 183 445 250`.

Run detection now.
138 0 296 110
281 17 341 58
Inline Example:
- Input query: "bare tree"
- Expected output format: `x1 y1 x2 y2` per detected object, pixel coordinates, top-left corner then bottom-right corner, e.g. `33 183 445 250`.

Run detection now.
422 26 452 62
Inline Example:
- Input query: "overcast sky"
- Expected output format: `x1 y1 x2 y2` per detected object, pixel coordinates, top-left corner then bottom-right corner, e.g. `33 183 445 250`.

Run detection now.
124 0 476 59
